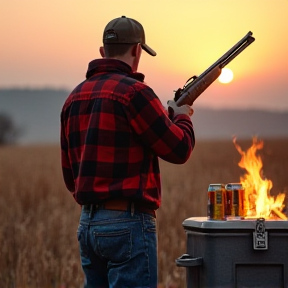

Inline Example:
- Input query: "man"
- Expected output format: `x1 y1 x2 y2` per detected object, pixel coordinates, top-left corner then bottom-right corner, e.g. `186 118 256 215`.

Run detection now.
60 16 195 288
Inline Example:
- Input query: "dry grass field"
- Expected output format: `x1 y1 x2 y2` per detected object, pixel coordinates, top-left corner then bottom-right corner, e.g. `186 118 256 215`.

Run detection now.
1 138 288 288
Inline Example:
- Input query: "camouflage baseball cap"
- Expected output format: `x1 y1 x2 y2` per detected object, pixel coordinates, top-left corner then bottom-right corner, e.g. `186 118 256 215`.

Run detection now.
103 16 156 56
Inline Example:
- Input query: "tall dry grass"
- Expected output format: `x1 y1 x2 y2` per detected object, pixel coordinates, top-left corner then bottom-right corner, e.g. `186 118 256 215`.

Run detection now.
1 138 288 288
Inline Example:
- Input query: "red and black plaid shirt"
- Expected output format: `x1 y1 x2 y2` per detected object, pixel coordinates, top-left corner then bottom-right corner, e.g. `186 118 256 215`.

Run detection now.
60 59 195 209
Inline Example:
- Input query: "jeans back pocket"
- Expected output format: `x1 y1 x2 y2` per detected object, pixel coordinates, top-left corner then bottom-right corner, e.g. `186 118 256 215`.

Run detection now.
93 229 132 264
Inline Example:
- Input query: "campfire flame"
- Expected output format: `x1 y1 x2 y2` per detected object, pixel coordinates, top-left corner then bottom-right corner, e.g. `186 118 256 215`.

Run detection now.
233 137 287 220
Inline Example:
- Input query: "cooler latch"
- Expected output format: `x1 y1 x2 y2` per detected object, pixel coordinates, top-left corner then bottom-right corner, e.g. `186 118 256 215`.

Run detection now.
253 217 268 250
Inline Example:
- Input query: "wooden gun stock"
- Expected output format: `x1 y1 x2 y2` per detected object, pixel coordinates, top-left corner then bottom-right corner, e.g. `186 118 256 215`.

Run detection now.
175 31 255 106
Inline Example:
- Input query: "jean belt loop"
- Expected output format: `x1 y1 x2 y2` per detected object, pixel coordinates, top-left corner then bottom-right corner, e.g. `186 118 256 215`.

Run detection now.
131 202 135 216
89 204 94 219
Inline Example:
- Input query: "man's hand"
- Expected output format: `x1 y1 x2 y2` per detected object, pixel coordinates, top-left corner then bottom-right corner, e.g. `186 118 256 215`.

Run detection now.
167 100 194 118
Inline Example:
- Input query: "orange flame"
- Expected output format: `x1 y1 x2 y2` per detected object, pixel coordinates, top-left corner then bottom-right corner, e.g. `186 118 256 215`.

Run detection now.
233 136 287 219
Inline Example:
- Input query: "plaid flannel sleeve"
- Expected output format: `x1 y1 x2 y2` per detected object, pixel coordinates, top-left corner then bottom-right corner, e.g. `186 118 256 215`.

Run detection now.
128 87 195 164
60 110 75 193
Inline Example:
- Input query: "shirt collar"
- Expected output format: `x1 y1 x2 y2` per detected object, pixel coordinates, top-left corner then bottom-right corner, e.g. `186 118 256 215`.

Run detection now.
85 58 145 82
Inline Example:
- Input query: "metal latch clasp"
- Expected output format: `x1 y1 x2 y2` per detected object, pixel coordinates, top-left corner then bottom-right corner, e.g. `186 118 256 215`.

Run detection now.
253 218 268 250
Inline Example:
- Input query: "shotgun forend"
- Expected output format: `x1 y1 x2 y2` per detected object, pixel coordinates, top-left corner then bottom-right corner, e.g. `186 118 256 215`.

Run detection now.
175 31 255 107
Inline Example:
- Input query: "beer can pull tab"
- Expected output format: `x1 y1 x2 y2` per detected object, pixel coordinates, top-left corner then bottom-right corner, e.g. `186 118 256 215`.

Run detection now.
253 218 268 250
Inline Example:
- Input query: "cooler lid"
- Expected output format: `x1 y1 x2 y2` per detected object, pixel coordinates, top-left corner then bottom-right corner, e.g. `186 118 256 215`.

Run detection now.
183 217 288 231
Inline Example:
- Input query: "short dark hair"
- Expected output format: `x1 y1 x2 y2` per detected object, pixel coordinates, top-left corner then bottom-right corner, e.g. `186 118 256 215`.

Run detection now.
104 43 135 58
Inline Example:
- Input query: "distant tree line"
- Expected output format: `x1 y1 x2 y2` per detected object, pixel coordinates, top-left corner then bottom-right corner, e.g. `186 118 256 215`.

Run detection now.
0 112 21 145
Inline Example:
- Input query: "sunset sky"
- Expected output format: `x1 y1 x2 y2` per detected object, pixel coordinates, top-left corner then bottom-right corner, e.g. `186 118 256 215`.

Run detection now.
1 0 288 111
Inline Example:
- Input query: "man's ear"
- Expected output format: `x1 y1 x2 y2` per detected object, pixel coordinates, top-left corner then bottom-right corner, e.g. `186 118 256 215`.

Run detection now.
99 46 105 58
131 43 142 57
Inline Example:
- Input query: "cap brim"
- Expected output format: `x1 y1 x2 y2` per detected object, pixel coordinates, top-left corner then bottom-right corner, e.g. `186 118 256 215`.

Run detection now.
142 44 157 56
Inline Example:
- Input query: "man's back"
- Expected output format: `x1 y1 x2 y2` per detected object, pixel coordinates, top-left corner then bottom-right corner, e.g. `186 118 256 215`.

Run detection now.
61 58 164 208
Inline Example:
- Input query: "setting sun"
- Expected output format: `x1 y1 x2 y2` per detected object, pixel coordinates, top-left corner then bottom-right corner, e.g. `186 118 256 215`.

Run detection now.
218 68 234 84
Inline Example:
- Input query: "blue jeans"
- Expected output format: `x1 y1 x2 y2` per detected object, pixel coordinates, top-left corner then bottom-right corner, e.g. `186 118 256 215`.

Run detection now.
77 207 158 288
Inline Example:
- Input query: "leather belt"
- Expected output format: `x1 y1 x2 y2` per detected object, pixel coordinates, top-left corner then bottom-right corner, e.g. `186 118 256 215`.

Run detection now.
83 199 156 217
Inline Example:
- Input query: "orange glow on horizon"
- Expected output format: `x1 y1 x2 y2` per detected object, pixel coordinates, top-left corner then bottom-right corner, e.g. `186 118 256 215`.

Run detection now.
1 0 288 110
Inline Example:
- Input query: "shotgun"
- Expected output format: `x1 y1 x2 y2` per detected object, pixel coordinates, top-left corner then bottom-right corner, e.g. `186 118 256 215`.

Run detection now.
174 31 255 106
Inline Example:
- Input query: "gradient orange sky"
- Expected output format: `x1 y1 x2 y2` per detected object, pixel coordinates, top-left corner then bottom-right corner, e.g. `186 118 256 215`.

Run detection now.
1 0 288 111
